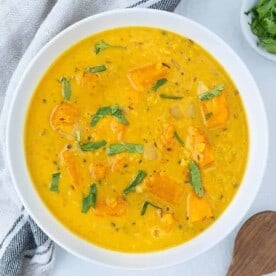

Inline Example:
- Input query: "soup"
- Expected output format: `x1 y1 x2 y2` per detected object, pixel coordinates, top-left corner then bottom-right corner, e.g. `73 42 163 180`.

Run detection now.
25 27 248 252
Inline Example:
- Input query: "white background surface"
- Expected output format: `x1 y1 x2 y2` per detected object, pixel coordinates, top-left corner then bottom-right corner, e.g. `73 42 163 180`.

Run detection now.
52 0 276 275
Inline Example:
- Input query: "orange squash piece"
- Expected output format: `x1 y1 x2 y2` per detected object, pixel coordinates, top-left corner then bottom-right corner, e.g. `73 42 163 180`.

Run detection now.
198 82 229 128
75 72 98 88
186 192 213 222
94 198 127 217
127 63 169 91
61 150 80 188
186 126 215 168
158 124 175 149
50 102 78 133
90 163 107 181
145 173 185 204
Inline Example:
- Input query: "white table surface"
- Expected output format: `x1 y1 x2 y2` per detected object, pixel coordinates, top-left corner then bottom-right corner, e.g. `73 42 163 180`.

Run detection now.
52 0 276 275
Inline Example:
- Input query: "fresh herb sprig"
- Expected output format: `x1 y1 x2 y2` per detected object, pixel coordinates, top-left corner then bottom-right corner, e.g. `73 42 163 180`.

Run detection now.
82 184 97 213
95 40 126 54
123 170 147 195
199 84 224 101
188 161 204 197
141 201 162 216
60 77 71 101
91 104 128 126
50 172 60 192
107 142 144 155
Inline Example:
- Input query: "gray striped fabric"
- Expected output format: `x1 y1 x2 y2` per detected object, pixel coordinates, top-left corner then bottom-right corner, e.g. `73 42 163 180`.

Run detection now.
0 0 180 275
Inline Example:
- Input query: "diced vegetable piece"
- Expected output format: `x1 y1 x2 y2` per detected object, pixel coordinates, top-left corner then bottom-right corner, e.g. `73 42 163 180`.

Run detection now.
61 150 80 188
94 198 127 216
170 105 184 119
90 163 107 181
141 201 162 216
145 173 185 204
50 103 78 133
186 126 215 168
123 170 147 195
188 161 204 197
109 154 128 172
127 63 169 91
198 82 229 128
143 143 158 160
60 77 71 101
158 124 176 149
186 192 213 222
91 104 128 126
82 184 97 213
107 142 144 155
160 213 177 232
109 118 126 141
75 72 98 88
50 172 60 192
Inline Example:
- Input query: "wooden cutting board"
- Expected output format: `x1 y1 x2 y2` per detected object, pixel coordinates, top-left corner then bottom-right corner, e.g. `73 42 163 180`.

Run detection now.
227 211 276 276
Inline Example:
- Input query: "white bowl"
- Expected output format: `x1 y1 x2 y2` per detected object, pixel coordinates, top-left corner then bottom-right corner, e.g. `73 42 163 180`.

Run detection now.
6 8 268 269
241 0 276 62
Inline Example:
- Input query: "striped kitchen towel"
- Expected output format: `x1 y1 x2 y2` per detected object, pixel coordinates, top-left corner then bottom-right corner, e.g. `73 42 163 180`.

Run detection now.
0 0 181 275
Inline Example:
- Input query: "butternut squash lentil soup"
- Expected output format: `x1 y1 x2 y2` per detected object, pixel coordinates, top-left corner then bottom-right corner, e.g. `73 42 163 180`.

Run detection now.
25 27 248 252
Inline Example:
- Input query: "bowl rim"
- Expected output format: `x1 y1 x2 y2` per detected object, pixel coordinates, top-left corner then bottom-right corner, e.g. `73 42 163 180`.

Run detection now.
6 8 269 269
240 0 276 62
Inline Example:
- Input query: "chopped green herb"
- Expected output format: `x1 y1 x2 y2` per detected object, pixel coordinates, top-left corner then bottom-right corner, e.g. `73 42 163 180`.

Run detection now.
160 94 183 100
94 40 126 54
246 0 276 53
188 161 204 197
82 184 97 213
205 112 213 120
141 201 162 216
174 131 184 146
107 142 144 155
60 77 71 101
50 172 60 192
152 78 168 91
199 84 224 101
91 104 128 126
79 140 106 151
123 170 147 195
85 65 107 73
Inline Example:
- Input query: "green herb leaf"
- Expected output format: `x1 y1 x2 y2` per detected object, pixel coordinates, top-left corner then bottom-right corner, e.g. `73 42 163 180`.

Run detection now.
94 40 126 54
152 78 168 91
246 0 276 53
205 112 213 120
82 184 97 213
85 65 107 73
50 172 60 192
188 161 204 197
123 170 147 195
79 140 106 151
60 77 71 101
174 131 184 146
199 84 224 101
141 201 162 216
91 104 129 126
160 94 183 100
107 142 144 155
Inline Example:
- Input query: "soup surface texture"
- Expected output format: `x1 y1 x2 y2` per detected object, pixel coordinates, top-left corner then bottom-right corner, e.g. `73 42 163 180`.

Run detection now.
25 27 248 252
